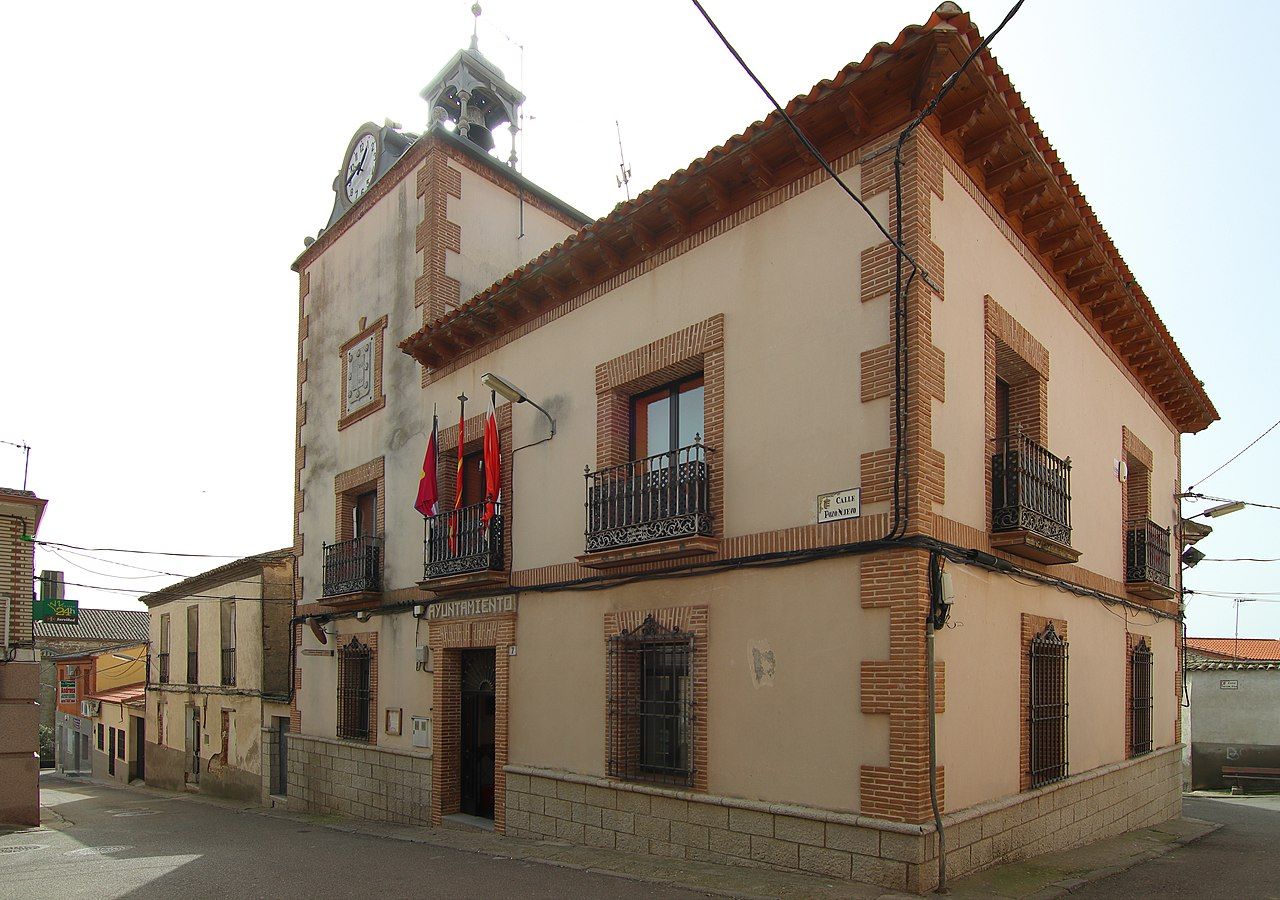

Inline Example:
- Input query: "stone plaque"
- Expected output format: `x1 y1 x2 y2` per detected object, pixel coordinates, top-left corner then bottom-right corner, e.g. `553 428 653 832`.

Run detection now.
426 594 517 620
345 334 375 412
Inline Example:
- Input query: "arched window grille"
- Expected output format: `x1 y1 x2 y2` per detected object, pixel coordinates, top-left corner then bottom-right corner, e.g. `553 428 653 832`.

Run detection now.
1130 638 1153 756
607 616 694 787
337 637 372 742
1029 622 1069 788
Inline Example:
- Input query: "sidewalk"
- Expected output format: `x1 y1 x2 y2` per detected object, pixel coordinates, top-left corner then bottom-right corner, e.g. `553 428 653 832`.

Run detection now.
34 774 1218 898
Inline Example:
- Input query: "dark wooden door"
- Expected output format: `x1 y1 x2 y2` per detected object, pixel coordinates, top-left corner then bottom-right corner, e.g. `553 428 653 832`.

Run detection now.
108 728 116 776
134 718 145 781
459 649 496 819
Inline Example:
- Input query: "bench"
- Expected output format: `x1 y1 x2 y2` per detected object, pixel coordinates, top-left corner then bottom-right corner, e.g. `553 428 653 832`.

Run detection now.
1222 765 1280 794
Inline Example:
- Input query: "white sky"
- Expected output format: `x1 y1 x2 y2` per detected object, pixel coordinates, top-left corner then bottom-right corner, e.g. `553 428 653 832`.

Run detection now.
2 1 1276 638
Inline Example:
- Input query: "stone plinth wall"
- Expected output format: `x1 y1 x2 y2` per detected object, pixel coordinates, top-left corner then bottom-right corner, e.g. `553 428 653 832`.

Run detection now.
505 745 1182 892
285 732 431 825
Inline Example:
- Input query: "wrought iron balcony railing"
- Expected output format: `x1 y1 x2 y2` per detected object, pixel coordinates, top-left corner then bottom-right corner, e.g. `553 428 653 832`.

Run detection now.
585 442 713 553
991 432 1072 546
322 534 383 597
187 651 198 685
423 501 504 580
1126 518 1171 588
157 652 170 685
220 648 236 686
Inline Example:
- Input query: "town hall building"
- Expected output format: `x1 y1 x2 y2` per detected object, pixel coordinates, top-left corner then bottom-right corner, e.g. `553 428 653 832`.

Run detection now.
285 5 1214 891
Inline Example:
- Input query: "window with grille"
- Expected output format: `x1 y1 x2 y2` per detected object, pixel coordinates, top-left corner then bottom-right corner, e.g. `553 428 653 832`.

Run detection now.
337 637 372 742
158 613 170 684
1029 622 1069 788
1130 638 1153 756
607 616 694 787
220 601 236 686
186 605 199 685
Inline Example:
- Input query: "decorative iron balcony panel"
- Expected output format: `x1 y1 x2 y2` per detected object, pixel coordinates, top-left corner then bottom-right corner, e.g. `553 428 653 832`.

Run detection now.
423 501 504 580
322 534 383 597
585 443 713 554
1126 518 1171 588
991 433 1072 547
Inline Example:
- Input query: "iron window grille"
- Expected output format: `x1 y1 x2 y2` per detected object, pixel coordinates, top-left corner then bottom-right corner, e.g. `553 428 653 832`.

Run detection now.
1125 519 1171 588
187 650 199 685
220 649 236 687
606 615 694 787
585 441 713 553
1130 638 1153 756
992 432 1072 546
337 637 372 742
423 500 504 580
1029 622 1069 788
157 652 170 685
323 534 383 597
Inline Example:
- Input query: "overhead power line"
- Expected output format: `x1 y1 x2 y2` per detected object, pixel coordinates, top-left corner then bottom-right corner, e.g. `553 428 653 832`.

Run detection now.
1188 415 1280 491
28 537 243 559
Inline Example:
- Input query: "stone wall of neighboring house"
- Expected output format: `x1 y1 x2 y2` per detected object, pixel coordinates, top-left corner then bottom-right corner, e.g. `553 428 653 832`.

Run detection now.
1188 667 1280 790
285 732 431 825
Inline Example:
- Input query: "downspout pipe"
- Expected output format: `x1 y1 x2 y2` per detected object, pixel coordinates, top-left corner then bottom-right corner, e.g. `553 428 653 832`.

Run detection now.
927 551 947 892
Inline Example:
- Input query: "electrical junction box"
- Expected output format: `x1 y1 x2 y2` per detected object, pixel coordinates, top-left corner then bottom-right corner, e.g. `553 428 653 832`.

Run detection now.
411 716 431 748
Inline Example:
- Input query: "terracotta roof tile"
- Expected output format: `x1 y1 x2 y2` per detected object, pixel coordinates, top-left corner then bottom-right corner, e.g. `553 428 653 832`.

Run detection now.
1186 638 1280 661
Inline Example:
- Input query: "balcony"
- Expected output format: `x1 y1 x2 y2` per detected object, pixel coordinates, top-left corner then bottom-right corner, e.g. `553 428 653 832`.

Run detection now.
580 442 719 569
157 652 169 685
220 648 236 686
322 534 383 604
1126 518 1175 600
990 433 1080 565
419 501 507 592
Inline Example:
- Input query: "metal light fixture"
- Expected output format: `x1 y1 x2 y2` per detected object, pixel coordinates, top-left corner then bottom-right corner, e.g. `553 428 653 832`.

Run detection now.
481 371 556 437
1181 546 1206 569
1203 500 1245 518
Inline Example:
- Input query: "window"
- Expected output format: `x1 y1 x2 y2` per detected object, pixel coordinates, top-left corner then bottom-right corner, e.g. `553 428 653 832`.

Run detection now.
1028 622 1069 788
116 729 125 760
631 375 705 462
607 615 694 787
97 723 104 751
1130 639 1153 756
995 376 1011 439
186 605 199 684
337 637 373 742
354 489 378 538
158 613 170 684
220 600 236 686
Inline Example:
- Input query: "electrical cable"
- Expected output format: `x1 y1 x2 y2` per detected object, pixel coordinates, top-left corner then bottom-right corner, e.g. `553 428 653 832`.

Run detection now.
46 547 180 581
1201 557 1280 563
38 578 280 604
1187 415 1279 491
28 538 241 559
1182 492 1280 512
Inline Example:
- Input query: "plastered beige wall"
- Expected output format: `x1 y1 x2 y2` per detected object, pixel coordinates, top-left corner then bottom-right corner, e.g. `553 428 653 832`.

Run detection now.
297 609 434 752
449 166 578 301
150 689 265 773
149 577 263 689
937 562 1178 811
510 559 888 812
931 167 1181 584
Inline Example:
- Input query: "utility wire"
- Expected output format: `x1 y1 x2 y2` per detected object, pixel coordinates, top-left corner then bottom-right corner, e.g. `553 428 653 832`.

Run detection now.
28 538 242 559
1183 491 1280 512
1188 415 1280 491
46 547 179 581
40 577 274 604
1202 557 1280 563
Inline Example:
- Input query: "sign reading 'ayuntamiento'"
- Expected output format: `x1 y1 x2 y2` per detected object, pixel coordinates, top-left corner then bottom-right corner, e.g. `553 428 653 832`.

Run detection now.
427 594 517 620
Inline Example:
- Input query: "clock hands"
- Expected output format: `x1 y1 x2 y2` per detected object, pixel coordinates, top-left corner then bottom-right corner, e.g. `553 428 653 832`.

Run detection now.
346 144 372 188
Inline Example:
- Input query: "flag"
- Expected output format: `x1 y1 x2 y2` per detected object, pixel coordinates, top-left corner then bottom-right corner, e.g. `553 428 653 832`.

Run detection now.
414 415 439 518
449 397 465 554
482 391 501 536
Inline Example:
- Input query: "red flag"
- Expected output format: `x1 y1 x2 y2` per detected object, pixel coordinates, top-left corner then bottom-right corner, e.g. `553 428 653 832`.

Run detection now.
449 398 465 554
414 415 439 518
482 391 501 535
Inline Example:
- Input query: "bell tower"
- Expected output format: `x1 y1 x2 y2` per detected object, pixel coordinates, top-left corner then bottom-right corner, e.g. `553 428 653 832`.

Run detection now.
420 4 524 166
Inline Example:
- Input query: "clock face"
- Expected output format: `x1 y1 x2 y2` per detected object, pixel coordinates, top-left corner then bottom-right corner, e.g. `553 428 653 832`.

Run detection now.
344 132 378 203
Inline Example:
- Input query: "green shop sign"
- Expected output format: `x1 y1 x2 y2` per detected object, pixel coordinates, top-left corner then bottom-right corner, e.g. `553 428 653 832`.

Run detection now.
34 596 78 625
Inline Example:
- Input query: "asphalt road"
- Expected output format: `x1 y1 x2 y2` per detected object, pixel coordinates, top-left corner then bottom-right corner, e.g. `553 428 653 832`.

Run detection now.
2 776 707 900
1073 793 1280 900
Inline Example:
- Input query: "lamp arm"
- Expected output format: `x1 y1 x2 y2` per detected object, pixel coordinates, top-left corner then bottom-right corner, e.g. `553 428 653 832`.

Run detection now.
522 398 556 438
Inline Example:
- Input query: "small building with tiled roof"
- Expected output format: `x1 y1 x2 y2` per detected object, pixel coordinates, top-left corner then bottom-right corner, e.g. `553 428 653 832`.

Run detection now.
1183 636 1280 791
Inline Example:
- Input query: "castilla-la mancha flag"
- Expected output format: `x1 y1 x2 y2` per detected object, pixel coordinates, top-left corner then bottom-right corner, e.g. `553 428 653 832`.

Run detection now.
482 391 501 536
414 414 439 518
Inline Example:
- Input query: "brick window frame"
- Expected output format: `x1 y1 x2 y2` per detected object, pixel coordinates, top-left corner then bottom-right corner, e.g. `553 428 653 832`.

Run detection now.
433 403 514 572
984 296 1050 526
603 605 708 793
1120 425 1154 562
336 632 378 745
1020 613 1067 791
335 457 385 543
594 315 725 535
338 316 388 431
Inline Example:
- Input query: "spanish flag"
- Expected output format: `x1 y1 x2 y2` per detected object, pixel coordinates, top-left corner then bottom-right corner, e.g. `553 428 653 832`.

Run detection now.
414 414 439 518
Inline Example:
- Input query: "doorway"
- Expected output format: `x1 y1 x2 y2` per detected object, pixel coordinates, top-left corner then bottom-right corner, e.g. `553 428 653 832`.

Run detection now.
185 706 201 785
133 717 146 781
108 728 116 776
271 717 289 796
459 649 496 819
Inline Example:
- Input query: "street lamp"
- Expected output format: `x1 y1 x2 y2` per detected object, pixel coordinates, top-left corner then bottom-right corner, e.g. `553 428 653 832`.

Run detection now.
482 372 556 438
1201 500 1246 518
